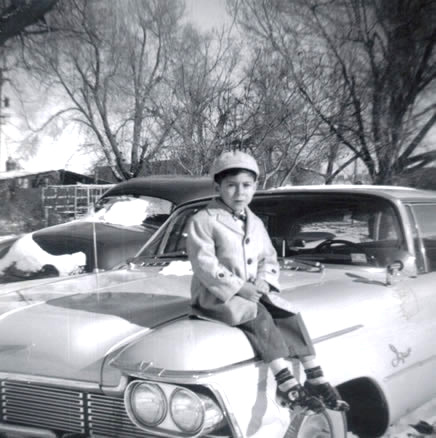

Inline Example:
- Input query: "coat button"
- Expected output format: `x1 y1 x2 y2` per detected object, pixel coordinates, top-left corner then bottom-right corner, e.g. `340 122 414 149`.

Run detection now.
247 258 252 265
272 269 277 273
218 272 224 278
245 238 250 244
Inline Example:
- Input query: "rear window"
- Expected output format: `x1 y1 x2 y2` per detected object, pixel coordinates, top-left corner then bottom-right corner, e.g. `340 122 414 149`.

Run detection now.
88 195 173 228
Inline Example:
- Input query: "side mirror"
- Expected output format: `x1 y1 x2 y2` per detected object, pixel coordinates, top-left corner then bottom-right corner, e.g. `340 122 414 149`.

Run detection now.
386 260 403 286
386 254 418 285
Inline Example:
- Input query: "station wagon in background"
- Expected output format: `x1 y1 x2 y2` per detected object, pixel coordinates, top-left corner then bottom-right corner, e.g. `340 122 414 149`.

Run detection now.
0 175 214 283
1 185 436 438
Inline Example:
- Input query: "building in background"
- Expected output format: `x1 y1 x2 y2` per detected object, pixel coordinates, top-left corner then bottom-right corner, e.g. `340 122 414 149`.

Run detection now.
0 168 111 234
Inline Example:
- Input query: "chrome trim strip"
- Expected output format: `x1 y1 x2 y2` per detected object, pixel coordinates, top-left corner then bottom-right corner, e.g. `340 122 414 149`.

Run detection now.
204 382 243 438
383 353 436 382
0 302 43 322
111 358 257 384
404 204 430 273
103 326 151 357
0 373 101 392
0 422 57 437
313 325 364 344
112 326 365 385
0 325 364 393
101 375 129 396
0 371 129 396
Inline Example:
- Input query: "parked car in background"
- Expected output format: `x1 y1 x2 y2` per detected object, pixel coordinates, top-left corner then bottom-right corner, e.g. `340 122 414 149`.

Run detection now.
1 185 436 438
0 175 214 284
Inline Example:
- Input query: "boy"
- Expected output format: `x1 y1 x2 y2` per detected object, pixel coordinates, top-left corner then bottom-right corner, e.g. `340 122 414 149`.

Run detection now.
186 150 347 412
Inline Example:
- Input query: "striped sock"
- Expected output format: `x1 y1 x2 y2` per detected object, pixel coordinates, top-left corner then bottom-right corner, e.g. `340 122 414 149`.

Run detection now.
304 365 327 384
275 368 299 392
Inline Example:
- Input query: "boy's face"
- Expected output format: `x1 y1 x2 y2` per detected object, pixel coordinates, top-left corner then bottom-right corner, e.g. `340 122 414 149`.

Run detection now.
215 171 257 213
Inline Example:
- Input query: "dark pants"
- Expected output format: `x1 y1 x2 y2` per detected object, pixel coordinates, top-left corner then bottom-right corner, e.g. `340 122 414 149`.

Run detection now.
237 300 315 363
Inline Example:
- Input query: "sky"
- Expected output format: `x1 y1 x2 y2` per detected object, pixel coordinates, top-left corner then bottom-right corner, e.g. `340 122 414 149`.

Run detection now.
0 0 229 174
185 0 228 30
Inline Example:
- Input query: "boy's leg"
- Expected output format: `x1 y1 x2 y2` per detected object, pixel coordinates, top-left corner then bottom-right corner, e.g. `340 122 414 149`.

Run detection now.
238 304 324 412
266 307 349 412
301 356 349 411
270 358 324 413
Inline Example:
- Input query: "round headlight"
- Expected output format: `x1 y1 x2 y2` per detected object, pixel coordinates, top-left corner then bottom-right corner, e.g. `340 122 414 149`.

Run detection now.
127 382 167 427
170 388 204 433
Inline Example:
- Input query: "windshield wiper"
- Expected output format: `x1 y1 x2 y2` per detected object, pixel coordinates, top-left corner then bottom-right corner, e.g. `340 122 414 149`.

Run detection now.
127 251 188 266
281 257 324 272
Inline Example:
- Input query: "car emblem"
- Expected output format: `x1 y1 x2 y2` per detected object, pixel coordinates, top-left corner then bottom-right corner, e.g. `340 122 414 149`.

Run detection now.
389 343 411 367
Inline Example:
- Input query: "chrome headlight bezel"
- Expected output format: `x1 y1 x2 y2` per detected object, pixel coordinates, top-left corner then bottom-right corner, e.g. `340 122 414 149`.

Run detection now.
124 380 226 437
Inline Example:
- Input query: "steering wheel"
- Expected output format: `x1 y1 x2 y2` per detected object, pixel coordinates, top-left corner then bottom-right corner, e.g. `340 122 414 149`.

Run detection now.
314 239 378 266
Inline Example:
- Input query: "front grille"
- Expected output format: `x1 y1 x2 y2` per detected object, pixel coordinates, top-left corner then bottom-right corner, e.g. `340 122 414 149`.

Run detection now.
1 381 85 434
0 381 153 437
88 394 153 437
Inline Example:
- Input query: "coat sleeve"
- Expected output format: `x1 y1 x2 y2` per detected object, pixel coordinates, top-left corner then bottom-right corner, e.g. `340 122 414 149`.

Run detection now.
256 221 281 292
187 213 245 302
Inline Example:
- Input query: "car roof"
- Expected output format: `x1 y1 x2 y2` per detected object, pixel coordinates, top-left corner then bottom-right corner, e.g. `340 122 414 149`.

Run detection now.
265 184 436 203
179 184 436 208
100 175 215 206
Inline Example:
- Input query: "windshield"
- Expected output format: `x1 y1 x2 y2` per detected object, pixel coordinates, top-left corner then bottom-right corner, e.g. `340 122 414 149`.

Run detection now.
86 195 173 229
136 193 407 268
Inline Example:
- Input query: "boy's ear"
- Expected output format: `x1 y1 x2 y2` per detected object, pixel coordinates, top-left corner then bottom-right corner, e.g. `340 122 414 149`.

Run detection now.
214 182 221 193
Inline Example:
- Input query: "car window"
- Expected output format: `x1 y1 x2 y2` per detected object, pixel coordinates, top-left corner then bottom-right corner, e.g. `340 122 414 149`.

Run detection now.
410 204 436 272
87 195 173 228
138 194 407 268
254 196 405 266
162 207 198 255
137 205 201 258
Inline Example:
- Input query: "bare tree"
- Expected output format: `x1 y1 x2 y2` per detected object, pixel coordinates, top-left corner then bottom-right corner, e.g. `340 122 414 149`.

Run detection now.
230 47 332 188
20 0 184 181
163 20 331 187
158 24 242 175
234 0 436 184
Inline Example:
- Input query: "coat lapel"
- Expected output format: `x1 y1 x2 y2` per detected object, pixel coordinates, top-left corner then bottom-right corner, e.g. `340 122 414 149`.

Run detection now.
216 213 245 235
206 199 245 236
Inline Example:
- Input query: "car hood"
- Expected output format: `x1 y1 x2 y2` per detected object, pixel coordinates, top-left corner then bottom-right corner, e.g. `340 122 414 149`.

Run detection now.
0 266 192 386
0 260 388 387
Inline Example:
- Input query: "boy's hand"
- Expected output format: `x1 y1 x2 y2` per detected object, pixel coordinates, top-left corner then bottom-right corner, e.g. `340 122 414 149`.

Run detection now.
237 282 262 303
253 279 270 294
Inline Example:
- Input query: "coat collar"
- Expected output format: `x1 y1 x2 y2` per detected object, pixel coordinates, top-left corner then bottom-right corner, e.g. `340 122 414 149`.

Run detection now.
205 198 255 236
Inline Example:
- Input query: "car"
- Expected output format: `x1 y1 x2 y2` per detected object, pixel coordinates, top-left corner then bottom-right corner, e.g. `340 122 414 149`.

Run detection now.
0 175 214 284
1 184 436 438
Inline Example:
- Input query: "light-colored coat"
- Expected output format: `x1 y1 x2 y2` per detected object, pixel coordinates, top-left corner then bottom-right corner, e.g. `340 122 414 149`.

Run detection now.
186 199 280 326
